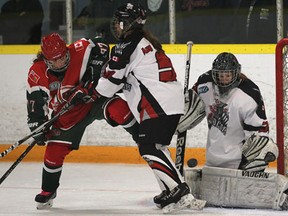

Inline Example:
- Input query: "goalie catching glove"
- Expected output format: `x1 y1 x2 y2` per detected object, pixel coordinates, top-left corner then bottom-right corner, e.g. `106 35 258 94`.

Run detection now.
176 89 205 134
240 134 279 172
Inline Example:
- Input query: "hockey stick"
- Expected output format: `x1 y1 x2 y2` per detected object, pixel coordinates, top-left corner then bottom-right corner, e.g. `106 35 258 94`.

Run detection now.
175 41 193 175
0 102 74 158
0 140 37 185
0 101 76 184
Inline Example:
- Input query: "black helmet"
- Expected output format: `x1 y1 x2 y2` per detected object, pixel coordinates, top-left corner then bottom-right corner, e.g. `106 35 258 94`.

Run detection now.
111 3 147 40
212 52 241 95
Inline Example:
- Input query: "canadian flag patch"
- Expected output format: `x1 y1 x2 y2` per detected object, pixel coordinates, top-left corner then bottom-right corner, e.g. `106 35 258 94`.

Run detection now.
74 41 84 52
28 70 40 84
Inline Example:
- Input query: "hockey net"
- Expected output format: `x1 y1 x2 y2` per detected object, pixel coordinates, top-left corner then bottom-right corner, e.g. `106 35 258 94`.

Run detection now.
276 38 288 176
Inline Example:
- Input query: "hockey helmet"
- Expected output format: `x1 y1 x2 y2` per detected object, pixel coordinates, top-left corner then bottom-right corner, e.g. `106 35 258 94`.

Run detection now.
111 3 147 40
212 52 241 95
41 33 70 72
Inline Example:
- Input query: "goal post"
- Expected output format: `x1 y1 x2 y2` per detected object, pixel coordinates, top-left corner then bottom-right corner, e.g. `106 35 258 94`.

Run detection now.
275 38 288 176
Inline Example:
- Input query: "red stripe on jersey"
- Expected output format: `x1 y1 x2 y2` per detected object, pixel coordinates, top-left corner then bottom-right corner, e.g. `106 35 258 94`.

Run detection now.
139 96 159 122
159 70 177 82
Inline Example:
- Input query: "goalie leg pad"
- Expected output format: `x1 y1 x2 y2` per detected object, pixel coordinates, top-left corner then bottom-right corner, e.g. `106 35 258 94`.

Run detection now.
176 89 205 134
185 166 288 210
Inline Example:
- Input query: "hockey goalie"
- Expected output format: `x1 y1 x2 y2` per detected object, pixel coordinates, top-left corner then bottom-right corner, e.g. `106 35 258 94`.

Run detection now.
177 52 288 210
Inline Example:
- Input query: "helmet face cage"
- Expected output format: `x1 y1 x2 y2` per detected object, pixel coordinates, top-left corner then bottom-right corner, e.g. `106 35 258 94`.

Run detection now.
212 52 241 89
111 3 147 40
44 52 70 73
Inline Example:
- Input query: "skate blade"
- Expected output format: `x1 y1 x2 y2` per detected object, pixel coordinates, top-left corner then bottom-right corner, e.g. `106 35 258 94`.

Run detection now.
36 199 53 210
187 198 206 210
162 193 193 214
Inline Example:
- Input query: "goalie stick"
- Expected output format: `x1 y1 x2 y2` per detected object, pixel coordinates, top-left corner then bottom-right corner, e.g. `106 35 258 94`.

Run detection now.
0 101 74 158
175 41 193 175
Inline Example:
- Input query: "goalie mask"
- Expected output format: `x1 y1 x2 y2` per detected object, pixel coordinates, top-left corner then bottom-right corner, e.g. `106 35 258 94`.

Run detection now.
111 3 147 40
41 33 70 73
212 52 241 95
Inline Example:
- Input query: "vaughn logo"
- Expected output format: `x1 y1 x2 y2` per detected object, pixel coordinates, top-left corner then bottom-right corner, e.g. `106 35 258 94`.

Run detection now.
242 171 270 179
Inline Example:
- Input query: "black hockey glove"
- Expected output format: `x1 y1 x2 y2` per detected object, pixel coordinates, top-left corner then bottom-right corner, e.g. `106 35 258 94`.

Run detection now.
32 131 48 146
67 81 99 105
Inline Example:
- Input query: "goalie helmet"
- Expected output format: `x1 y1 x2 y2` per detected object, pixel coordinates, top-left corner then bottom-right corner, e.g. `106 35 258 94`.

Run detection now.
41 33 70 73
111 3 147 40
212 52 241 95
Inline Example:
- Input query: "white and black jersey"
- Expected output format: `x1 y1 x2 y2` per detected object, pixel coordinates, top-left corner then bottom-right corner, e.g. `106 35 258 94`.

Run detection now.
193 70 269 168
96 30 184 123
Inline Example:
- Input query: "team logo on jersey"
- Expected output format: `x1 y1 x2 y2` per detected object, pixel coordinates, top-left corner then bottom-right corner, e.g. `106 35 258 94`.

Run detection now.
28 70 40 84
207 100 229 135
123 82 132 91
115 42 131 55
49 81 61 91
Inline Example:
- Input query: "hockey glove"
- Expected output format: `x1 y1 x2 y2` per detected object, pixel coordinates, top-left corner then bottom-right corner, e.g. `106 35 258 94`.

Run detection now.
240 159 268 172
32 131 48 146
67 81 99 105
176 89 205 134
240 134 279 172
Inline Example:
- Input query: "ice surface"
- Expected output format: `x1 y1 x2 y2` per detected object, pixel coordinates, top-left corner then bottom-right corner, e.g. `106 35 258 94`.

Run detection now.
0 162 287 216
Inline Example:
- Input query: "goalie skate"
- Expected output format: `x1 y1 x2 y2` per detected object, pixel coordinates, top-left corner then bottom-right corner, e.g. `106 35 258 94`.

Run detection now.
187 198 206 210
162 193 194 214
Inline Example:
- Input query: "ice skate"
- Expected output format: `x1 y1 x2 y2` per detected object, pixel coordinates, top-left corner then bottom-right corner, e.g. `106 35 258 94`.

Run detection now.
35 190 56 210
160 183 193 214
187 197 206 210
153 189 170 209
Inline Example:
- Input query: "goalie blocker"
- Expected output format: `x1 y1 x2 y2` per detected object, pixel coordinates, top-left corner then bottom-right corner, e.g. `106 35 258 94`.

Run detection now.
176 89 205 134
185 166 288 210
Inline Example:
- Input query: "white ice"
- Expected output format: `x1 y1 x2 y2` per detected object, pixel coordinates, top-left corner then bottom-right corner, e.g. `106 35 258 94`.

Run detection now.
0 162 287 216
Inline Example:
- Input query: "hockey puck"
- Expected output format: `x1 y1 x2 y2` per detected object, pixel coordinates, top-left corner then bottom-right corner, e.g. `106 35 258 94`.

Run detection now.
187 158 198 168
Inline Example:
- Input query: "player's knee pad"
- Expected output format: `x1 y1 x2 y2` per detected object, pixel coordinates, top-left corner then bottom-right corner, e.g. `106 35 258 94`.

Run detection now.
103 95 136 128
44 142 72 167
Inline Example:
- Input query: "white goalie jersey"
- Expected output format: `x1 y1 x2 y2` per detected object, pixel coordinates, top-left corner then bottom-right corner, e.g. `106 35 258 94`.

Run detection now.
193 70 270 169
